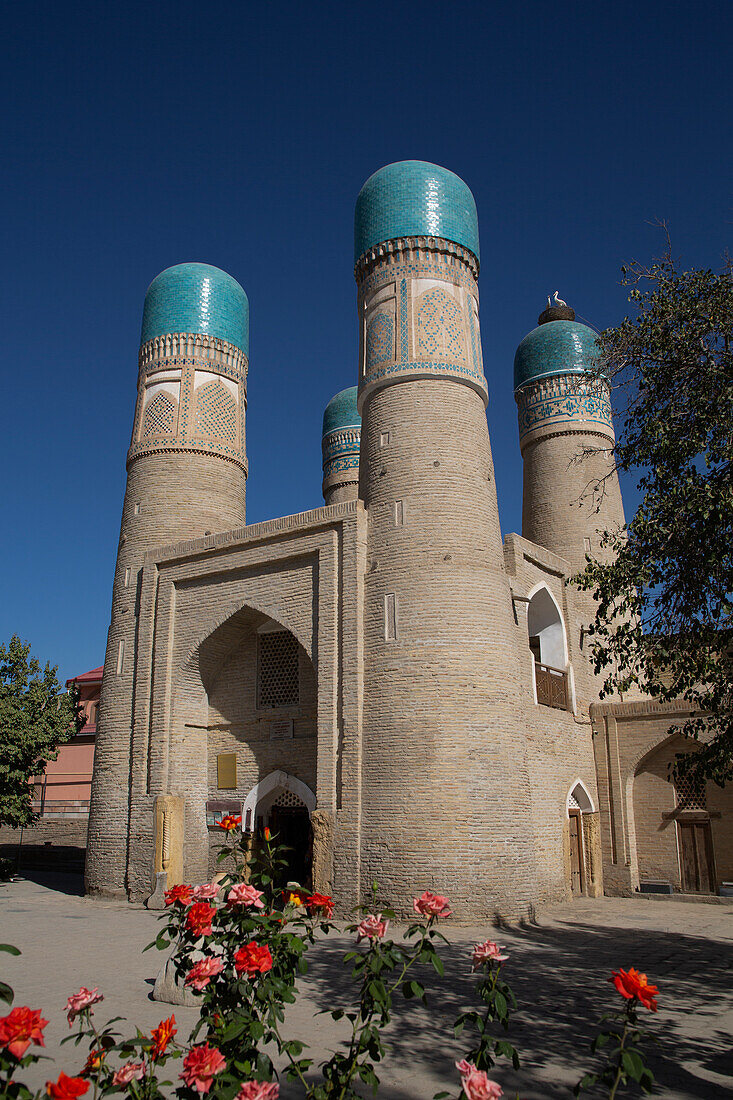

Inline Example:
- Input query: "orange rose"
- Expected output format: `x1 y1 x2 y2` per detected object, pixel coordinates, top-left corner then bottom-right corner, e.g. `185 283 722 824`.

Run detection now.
0 1006 48 1059
217 815 242 832
164 884 193 907
186 902 216 938
610 967 658 1011
46 1072 89 1100
306 893 335 919
150 1015 177 1059
234 942 273 978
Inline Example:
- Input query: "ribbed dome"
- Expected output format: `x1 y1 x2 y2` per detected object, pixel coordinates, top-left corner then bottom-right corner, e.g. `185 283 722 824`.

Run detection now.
354 161 480 264
514 320 600 391
141 262 249 354
322 386 361 438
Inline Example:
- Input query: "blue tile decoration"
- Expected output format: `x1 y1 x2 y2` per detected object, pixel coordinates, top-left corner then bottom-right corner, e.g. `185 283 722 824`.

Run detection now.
322 387 361 478
516 374 613 438
366 313 394 367
416 287 468 363
513 320 601 391
355 161 480 264
141 263 249 355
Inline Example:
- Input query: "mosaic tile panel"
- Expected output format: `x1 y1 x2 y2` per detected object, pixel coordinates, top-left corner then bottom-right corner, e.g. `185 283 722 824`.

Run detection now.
366 312 394 367
354 161 480 263
141 263 249 354
416 287 467 363
142 392 177 438
194 381 237 445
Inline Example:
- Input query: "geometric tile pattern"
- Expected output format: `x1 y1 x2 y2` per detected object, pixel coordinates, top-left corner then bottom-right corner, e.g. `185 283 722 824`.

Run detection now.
516 374 613 441
416 287 467 363
366 312 394 366
194 381 237 445
141 263 249 355
142 391 177 438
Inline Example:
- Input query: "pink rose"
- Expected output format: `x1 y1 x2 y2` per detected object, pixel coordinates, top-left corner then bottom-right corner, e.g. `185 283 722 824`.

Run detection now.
112 1063 144 1087
456 1061 503 1100
413 891 452 918
471 939 509 969
191 883 220 901
226 883 265 909
64 988 104 1026
236 1083 280 1099
356 914 389 942
184 957 225 991
181 1044 226 1094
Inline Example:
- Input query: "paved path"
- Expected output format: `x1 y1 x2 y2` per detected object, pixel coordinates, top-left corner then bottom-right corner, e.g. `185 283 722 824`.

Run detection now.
1 873 731 1098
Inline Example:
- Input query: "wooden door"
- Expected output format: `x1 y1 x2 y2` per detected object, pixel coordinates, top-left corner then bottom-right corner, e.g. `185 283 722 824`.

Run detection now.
678 822 715 894
569 811 584 896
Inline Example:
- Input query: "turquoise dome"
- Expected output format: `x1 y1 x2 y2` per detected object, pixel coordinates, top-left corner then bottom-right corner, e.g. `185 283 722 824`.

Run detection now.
322 386 361 438
514 320 601 391
354 161 480 264
141 262 249 354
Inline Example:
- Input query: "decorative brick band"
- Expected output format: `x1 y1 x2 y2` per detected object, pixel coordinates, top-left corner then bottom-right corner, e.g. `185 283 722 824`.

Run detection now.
515 372 613 446
138 333 248 381
355 236 478 286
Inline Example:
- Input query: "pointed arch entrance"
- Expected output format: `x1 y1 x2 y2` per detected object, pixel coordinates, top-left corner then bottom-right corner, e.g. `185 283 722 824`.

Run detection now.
244 770 316 889
566 781 599 898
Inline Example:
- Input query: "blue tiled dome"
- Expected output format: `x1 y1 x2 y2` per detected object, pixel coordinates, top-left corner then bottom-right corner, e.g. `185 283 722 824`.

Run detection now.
141 263 249 354
354 161 480 264
322 386 361 438
514 320 600 391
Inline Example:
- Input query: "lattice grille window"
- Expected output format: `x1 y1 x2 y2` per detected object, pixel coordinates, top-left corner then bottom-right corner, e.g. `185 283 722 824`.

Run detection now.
272 789 305 809
675 774 706 809
568 792 581 811
194 381 237 445
258 631 299 709
142 392 177 437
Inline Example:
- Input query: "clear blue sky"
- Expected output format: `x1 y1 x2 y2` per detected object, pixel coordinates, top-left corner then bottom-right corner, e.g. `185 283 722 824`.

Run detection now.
2 1 731 683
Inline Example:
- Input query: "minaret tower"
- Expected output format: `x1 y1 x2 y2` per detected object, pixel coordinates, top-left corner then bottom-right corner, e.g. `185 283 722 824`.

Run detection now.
354 162 539 918
514 300 625 573
321 386 361 504
86 263 249 897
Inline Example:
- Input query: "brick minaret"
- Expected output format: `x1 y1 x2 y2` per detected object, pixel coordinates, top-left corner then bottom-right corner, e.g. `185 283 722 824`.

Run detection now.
321 386 361 504
86 263 248 897
514 302 626 574
355 161 538 918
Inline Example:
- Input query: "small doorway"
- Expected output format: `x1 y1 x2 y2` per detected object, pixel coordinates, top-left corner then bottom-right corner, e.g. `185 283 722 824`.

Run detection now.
569 810 584 896
259 788 312 890
678 821 716 894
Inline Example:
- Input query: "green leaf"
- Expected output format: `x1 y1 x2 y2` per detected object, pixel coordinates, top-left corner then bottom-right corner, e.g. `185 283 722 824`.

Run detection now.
0 944 21 956
622 1050 644 1082
0 980 14 1005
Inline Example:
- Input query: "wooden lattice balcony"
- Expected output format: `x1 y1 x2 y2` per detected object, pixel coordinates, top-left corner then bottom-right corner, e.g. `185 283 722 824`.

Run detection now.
534 662 570 711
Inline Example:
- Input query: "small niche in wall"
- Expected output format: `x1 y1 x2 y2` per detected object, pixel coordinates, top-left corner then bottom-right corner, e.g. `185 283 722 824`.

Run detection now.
380 431 391 447
134 502 141 515
384 593 398 641
124 567 130 587
584 537 591 554
394 500 404 526
116 638 125 676
217 753 237 790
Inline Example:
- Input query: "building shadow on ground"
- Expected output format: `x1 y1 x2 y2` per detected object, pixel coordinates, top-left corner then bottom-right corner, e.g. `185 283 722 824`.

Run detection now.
288 915 733 1099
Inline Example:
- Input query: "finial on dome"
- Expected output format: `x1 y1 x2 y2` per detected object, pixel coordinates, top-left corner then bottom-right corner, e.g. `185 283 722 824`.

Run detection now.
538 292 575 325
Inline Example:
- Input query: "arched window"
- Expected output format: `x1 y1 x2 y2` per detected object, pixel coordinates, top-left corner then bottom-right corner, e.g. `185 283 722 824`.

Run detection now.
527 586 569 711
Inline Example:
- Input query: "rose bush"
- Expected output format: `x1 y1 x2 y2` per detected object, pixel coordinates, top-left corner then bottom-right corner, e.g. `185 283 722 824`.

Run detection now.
0 829 660 1098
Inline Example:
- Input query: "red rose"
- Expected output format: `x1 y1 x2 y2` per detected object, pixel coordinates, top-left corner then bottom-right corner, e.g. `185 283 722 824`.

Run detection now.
234 942 273 978
610 967 659 1012
217 815 242 832
164 884 193 907
186 902 216 937
0 1005 48 1059
46 1072 89 1100
306 893 335 919
150 1014 176 1059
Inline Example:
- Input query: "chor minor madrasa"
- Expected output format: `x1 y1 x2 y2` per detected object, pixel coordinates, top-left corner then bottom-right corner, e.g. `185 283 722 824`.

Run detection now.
86 161 733 917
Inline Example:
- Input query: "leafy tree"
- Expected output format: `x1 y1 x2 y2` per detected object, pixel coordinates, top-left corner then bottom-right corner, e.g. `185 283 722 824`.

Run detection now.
575 245 733 787
0 635 83 828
